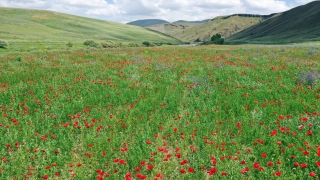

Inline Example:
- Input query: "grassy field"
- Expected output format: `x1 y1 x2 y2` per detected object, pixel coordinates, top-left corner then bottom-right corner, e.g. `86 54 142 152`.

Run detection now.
0 44 319 179
0 8 182 54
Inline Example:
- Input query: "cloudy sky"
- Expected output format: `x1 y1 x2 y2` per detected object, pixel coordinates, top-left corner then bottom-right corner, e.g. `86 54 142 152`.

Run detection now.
0 0 316 23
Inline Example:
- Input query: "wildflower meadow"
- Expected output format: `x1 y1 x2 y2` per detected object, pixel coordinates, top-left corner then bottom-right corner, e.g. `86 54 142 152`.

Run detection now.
0 45 319 179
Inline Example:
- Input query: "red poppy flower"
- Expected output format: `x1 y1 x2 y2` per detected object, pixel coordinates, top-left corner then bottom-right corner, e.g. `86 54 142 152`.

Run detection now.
309 172 316 177
274 172 281 176
301 163 307 168
147 165 154 170
180 159 188 165
253 162 260 168
270 130 277 136
261 153 267 158
221 172 227 176
180 169 186 174
208 168 217 176
267 162 273 166
188 168 194 173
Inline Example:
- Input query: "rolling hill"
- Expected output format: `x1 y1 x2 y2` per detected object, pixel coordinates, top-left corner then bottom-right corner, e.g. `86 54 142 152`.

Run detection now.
226 1 320 43
146 21 201 39
127 19 169 27
174 19 209 24
147 15 273 43
0 8 181 44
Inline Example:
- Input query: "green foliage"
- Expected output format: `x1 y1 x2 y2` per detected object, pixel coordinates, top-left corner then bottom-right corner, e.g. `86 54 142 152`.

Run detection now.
83 40 100 48
0 39 9 48
15 56 22 62
127 43 139 47
100 41 124 48
66 42 73 47
142 41 151 47
210 33 224 45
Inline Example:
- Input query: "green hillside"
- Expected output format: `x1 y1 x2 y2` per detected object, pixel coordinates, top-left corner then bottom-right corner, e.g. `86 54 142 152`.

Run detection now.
127 19 169 27
227 1 320 43
0 8 181 44
146 22 200 40
147 15 269 42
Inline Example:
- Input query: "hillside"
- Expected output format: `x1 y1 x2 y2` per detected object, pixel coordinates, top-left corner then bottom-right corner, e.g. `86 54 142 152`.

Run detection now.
147 15 271 42
127 19 169 27
227 1 320 43
0 8 181 44
146 22 200 39
174 19 209 24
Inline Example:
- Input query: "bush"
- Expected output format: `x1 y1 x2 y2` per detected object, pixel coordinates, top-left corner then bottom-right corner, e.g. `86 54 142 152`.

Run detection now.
0 39 9 48
142 41 151 47
127 43 139 47
66 42 73 47
83 40 100 48
100 41 124 48
210 34 224 45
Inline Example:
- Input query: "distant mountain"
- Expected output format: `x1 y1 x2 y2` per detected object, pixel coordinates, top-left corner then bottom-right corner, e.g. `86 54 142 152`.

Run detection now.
174 19 210 24
227 1 320 43
127 19 169 27
0 8 182 44
147 15 268 42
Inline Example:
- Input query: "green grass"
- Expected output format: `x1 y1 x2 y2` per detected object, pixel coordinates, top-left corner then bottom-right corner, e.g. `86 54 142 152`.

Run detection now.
0 45 319 179
226 1 320 43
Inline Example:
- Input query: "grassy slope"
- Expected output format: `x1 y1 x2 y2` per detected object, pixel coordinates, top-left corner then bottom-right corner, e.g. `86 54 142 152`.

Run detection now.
146 22 200 39
226 1 320 43
0 8 181 44
147 16 263 42
127 19 169 27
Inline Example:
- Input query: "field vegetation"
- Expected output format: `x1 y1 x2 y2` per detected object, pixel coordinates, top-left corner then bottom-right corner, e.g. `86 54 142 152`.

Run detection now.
0 45 319 179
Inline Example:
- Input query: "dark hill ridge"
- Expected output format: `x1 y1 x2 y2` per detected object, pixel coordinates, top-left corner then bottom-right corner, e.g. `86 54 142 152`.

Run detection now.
174 19 209 24
227 1 320 43
127 19 169 27
221 13 278 20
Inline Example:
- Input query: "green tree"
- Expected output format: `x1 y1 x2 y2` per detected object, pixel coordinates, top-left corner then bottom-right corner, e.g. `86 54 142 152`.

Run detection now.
0 39 9 48
210 34 224 45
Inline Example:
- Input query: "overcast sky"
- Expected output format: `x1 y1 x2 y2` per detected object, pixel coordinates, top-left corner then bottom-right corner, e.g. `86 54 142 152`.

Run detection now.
0 0 316 23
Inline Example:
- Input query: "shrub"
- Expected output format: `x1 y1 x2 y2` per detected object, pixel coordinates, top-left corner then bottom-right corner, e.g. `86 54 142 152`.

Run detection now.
0 39 9 48
127 43 139 47
210 34 224 45
83 40 100 48
66 42 73 47
142 41 151 47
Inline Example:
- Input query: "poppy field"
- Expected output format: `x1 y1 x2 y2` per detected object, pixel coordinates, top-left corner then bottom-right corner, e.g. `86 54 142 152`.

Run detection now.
0 45 319 179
